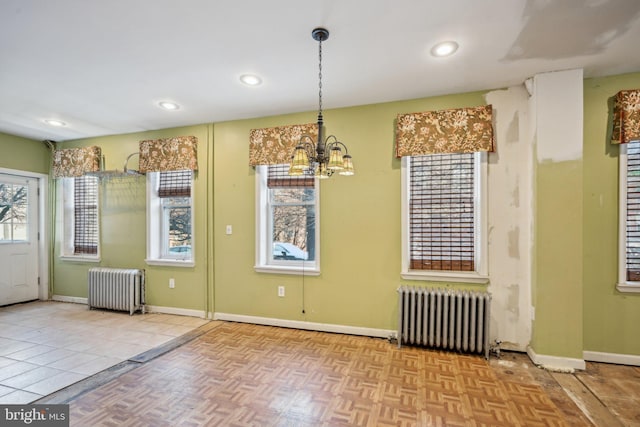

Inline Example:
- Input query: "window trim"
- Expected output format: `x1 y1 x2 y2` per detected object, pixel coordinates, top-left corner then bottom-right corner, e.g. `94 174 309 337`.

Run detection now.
400 152 489 284
617 142 640 293
59 176 101 262
145 171 194 267
254 165 320 276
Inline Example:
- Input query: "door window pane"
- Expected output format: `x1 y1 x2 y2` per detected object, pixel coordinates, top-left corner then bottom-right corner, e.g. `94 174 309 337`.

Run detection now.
0 181 28 242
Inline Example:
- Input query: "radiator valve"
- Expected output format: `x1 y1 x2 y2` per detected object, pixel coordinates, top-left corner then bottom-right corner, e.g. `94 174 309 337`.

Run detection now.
490 340 502 358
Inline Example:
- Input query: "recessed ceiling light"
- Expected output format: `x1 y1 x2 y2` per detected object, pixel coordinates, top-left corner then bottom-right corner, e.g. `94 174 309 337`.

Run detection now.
158 101 180 110
431 41 459 57
44 119 66 127
240 74 262 86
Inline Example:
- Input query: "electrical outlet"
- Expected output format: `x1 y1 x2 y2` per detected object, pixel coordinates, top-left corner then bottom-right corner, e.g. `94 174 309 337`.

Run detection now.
169 278 175 289
278 286 285 297
226 225 232 235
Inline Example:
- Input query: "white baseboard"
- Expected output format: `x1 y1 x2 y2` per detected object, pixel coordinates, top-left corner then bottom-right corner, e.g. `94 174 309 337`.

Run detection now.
527 346 586 371
214 312 396 339
51 295 88 305
50 296 205 318
584 350 640 367
145 305 206 318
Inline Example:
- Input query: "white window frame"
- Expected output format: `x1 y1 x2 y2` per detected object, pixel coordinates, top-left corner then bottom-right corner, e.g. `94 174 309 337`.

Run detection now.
254 165 320 275
401 152 488 284
617 141 640 293
59 176 100 262
145 171 194 267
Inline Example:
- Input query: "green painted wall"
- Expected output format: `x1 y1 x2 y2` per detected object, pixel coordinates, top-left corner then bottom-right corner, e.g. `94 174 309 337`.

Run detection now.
2 63 639 365
0 132 50 174
213 92 487 330
53 124 212 312
532 160 584 358
583 72 640 355
49 91 487 327
41 71 640 359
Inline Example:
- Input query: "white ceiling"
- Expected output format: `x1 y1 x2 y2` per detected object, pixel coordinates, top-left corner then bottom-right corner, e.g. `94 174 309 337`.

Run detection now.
1 0 640 142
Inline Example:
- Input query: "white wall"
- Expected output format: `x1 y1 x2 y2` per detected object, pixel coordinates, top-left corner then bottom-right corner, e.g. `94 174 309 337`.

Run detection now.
485 85 534 351
535 69 584 162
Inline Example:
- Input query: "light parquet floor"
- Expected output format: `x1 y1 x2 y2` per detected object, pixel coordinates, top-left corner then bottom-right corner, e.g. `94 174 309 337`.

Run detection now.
67 322 600 427
0 301 208 404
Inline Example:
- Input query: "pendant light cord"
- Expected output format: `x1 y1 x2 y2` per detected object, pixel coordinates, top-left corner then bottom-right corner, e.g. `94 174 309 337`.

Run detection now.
301 261 306 315
301 253 306 315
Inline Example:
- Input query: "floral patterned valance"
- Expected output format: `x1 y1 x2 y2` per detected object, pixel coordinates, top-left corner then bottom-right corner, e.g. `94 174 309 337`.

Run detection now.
139 136 198 172
52 146 101 178
612 89 640 144
395 105 494 157
249 123 318 166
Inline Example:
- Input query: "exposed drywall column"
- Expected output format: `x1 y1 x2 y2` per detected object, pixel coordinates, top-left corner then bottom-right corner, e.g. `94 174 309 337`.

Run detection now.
484 86 533 351
529 69 585 369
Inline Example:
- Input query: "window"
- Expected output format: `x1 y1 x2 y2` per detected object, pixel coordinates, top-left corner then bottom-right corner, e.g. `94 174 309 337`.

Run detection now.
146 170 193 266
401 152 488 283
255 164 320 275
618 140 640 292
0 179 28 242
61 175 99 259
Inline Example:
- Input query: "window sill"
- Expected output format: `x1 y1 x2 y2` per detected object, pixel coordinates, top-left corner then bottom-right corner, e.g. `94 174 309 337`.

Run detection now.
616 282 640 293
145 258 195 268
254 265 320 276
401 270 489 284
59 255 101 263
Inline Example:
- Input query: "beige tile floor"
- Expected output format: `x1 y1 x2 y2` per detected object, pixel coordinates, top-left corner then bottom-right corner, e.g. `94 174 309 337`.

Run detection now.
0 300 208 404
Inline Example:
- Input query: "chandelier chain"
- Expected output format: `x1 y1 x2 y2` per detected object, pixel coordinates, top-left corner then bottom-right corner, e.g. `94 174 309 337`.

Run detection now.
318 37 323 117
288 28 354 178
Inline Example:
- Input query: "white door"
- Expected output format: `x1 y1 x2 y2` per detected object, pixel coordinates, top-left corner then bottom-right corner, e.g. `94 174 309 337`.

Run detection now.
0 174 39 306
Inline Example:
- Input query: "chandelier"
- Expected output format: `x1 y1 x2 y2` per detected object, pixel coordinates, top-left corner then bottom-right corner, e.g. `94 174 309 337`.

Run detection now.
289 28 354 179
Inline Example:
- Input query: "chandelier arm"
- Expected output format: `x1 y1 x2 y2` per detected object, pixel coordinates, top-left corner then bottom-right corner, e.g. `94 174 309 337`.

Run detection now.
305 148 317 160
325 137 350 154
299 135 315 145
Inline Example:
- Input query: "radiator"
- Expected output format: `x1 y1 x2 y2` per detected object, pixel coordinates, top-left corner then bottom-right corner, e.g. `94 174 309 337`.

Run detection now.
397 286 491 359
88 268 145 315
